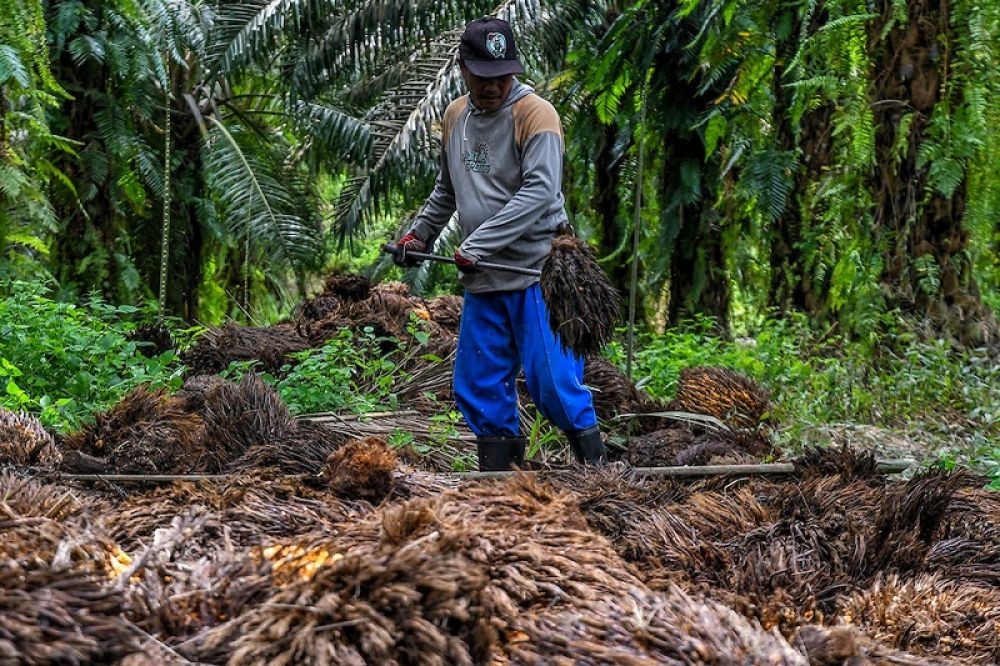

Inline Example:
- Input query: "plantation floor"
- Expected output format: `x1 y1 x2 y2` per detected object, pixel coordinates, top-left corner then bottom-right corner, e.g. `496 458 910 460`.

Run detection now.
1 445 998 664
3 272 998 663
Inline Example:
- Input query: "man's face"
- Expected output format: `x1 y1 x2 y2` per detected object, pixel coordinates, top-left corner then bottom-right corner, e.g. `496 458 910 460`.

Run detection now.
461 63 514 113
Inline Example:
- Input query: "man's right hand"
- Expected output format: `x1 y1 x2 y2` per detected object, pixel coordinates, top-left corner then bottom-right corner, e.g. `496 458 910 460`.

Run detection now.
393 233 426 267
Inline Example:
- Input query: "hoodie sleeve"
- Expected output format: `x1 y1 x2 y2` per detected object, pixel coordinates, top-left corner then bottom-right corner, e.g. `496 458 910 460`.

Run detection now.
405 100 464 245
459 97 563 261
406 148 456 245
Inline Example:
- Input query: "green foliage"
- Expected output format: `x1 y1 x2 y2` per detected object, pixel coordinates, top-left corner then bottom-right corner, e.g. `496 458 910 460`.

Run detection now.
0 282 184 430
607 314 1000 463
221 325 417 416
273 328 401 415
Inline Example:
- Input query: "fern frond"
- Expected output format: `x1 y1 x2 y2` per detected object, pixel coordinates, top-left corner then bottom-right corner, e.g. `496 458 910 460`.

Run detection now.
0 45 29 88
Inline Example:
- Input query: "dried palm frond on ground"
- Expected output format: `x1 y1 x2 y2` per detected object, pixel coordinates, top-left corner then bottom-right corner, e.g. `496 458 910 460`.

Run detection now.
0 408 60 467
793 624 944 666
228 420 348 474
0 562 137 664
300 410 474 472
183 476 643 664
838 574 1000 662
794 444 883 482
919 479 1000 587
1 443 998 664
564 450 986 652
670 366 773 431
181 322 310 376
61 387 208 474
509 586 808 665
0 473 95 521
628 427 774 467
0 476 138 664
184 505 498 664
102 475 365 555
324 436 398 502
119 509 281 648
541 234 621 357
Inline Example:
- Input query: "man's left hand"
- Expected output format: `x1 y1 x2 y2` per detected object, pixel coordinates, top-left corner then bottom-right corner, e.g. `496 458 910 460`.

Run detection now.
454 250 480 274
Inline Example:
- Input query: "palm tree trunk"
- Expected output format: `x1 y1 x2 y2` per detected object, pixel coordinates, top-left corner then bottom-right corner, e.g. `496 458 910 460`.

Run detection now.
665 136 730 330
870 0 996 345
593 123 629 295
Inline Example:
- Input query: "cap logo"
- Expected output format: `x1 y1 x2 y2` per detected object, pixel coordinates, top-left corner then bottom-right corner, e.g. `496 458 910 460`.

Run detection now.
485 32 507 59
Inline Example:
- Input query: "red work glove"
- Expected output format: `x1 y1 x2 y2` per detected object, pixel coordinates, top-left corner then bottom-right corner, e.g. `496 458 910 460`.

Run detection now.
393 233 426 267
454 250 480 274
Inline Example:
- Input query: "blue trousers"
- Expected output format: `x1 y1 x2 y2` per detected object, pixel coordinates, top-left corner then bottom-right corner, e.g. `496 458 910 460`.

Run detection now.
454 284 598 437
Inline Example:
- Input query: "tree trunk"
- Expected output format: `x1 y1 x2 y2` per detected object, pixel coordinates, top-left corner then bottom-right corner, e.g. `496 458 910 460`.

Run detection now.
870 0 996 345
664 135 730 330
592 123 630 296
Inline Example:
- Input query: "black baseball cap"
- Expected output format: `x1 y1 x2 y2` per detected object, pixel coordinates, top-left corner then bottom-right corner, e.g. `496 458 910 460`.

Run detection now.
458 17 524 78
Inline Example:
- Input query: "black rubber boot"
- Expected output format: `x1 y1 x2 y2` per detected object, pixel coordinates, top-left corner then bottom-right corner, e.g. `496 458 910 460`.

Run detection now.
476 436 527 471
566 425 607 465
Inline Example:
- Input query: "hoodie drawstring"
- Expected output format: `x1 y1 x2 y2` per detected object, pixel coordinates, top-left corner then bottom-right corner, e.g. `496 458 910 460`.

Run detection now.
462 106 472 143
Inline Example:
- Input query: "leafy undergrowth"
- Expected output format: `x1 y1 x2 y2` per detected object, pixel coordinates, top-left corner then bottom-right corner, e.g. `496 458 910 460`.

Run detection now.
607 314 1000 476
0 282 184 430
4 284 998 481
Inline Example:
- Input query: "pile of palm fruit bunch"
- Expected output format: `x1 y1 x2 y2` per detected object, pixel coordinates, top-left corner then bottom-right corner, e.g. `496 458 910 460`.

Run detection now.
2 417 1000 663
4 269 1000 664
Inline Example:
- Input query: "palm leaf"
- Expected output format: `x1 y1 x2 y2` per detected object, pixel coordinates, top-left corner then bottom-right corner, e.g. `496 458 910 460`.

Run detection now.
330 30 464 241
206 0 336 77
202 116 323 269
287 0 489 100
294 101 372 163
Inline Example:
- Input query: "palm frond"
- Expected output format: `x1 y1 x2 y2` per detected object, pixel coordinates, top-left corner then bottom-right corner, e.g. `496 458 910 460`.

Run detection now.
207 0 336 78
330 31 464 241
168 0 210 59
288 0 498 100
294 101 371 163
202 116 323 270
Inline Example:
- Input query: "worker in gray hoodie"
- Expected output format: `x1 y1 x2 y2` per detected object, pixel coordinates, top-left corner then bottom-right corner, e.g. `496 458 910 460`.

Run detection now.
393 17 607 471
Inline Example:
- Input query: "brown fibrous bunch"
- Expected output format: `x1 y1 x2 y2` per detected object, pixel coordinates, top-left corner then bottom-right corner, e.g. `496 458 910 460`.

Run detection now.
126 323 176 358
541 235 621 357
61 386 208 474
324 436 398 502
0 408 61 467
629 427 774 467
670 366 773 430
180 322 310 376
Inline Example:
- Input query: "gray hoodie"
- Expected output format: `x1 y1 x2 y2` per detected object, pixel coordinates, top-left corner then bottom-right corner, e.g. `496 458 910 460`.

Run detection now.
406 80 568 293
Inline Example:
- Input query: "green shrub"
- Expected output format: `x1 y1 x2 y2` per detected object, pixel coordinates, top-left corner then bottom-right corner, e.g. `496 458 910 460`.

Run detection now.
609 313 1000 461
0 281 184 430
221 326 419 416
275 327 402 415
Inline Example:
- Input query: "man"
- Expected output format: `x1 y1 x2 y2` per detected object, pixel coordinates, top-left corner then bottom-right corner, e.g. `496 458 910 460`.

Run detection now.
393 16 606 471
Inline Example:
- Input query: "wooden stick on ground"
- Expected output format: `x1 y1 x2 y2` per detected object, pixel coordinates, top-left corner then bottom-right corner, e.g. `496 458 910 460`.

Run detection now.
49 459 915 484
